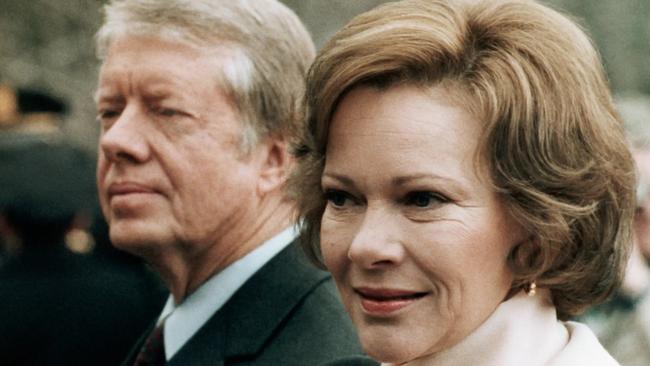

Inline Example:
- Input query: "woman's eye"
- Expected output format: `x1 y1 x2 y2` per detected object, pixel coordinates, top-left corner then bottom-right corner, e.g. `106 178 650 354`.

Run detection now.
404 191 447 208
324 189 354 207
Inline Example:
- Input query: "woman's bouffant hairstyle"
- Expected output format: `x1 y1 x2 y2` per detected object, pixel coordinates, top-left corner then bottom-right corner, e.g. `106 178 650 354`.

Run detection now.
290 0 636 320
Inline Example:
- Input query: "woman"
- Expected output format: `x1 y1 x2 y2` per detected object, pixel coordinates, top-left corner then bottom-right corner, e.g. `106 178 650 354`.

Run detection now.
291 0 636 365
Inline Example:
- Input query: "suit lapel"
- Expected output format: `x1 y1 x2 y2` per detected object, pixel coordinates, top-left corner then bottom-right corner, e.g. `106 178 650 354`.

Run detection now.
167 241 329 364
222 241 329 358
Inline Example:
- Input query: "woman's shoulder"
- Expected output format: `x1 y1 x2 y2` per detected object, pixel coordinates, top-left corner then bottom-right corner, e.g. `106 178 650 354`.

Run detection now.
549 321 620 366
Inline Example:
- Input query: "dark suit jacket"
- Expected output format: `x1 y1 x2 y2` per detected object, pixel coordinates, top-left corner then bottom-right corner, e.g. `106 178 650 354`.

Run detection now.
0 244 166 366
123 241 363 366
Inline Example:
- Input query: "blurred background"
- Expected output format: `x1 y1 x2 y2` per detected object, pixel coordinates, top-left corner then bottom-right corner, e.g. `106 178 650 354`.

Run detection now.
0 0 648 152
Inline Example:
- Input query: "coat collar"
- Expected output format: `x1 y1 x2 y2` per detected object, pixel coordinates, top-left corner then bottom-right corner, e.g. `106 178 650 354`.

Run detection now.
167 241 329 364
383 291 619 366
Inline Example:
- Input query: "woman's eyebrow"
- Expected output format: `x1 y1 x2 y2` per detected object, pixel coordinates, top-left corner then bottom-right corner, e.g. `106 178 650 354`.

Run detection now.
322 172 356 187
392 173 458 186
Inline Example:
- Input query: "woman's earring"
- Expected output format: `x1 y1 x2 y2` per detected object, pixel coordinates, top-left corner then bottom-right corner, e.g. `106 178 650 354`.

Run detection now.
526 281 537 296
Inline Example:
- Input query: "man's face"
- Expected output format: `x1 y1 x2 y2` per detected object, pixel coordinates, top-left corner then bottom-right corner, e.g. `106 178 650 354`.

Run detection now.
95 35 263 258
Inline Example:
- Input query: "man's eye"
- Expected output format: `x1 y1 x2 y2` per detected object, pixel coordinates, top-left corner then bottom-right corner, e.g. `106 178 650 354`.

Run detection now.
154 108 179 117
97 109 120 123
404 191 447 208
324 189 354 207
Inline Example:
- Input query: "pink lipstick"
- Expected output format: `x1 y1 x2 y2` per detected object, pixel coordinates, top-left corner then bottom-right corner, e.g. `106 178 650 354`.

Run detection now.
355 287 428 316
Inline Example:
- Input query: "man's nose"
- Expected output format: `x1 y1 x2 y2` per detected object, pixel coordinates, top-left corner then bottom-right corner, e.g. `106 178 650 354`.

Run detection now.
347 207 405 269
99 105 150 164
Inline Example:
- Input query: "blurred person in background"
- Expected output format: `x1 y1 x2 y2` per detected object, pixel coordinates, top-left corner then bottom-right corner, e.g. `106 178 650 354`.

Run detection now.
0 133 165 365
291 0 635 364
580 95 650 366
94 0 361 365
0 85 68 141
0 84 19 130
0 85 72 260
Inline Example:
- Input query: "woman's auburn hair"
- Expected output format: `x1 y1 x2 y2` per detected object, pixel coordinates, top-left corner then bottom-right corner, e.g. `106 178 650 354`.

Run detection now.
289 0 636 320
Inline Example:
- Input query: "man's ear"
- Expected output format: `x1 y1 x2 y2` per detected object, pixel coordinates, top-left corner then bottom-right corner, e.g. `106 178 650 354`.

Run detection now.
256 138 293 196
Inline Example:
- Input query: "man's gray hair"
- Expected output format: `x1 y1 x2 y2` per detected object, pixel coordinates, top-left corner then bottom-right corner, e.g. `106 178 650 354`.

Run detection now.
96 0 316 149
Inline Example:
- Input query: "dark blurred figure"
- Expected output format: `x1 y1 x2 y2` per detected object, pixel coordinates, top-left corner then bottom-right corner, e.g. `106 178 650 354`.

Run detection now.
0 87 166 366
0 84 20 131
0 84 72 261
0 85 67 140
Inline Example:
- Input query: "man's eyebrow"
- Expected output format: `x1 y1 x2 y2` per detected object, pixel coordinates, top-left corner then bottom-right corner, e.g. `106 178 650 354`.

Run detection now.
94 89 124 105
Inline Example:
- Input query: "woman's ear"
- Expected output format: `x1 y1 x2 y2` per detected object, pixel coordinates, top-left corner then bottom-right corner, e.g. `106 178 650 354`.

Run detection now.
508 234 543 275
256 138 293 196
505 235 542 300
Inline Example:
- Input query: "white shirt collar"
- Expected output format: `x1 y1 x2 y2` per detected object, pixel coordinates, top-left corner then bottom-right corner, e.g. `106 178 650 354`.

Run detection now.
158 225 298 360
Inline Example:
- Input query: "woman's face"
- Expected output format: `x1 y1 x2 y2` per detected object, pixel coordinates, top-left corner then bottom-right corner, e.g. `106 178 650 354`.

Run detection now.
320 85 523 364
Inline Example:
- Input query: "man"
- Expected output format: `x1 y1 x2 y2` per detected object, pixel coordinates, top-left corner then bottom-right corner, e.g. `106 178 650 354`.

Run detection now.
94 1 362 365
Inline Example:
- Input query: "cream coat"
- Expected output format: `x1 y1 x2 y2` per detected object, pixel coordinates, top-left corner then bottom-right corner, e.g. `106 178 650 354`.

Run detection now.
383 291 619 366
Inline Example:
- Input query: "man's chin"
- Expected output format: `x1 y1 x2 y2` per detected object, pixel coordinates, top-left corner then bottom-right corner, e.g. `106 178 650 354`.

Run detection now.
108 226 172 257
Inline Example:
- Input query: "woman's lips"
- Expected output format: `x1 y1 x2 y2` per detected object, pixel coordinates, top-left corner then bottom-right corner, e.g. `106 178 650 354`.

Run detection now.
355 287 429 316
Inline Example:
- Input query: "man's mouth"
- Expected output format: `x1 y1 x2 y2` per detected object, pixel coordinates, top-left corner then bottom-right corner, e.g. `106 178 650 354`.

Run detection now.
108 182 158 197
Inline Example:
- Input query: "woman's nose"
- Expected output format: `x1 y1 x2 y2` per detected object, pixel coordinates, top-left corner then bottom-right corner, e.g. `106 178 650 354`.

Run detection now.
347 208 405 269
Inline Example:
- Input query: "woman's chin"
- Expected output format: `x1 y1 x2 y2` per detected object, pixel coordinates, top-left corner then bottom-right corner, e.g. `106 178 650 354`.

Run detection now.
361 338 423 365
355 314 445 364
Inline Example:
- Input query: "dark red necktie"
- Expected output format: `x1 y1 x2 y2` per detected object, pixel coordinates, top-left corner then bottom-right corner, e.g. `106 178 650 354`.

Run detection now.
133 325 166 366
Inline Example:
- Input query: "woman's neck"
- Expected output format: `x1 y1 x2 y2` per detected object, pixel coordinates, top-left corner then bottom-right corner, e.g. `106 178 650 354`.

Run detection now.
387 291 567 366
